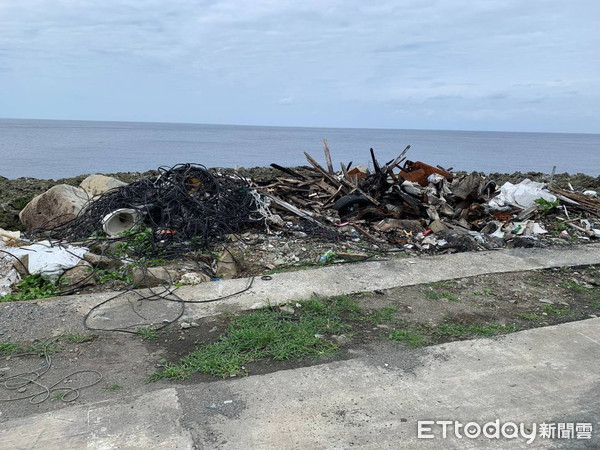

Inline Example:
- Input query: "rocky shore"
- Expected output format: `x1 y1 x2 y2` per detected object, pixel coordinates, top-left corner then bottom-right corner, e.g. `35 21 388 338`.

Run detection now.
1 167 599 232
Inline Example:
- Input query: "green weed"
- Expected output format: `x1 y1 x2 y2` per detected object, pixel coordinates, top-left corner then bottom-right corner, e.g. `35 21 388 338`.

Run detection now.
434 321 518 338
389 329 428 348
0 274 59 302
534 198 559 215
137 327 159 340
150 296 354 380
66 333 98 344
473 289 494 296
365 305 398 324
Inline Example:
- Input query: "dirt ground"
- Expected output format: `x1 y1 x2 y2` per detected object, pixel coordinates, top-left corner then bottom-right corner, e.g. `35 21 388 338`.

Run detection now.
2 264 599 423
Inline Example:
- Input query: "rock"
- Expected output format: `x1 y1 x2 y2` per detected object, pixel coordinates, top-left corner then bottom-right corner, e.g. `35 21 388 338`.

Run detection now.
337 252 368 261
80 174 126 197
12 253 29 277
83 252 122 270
279 305 295 314
180 322 192 329
539 298 554 304
179 272 211 285
61 262 96 287
436 230 479 252
19 185 88 232
428 220 448 233
511 236 542 248
132 267 178 287
216 249 240 280
331 334 351 345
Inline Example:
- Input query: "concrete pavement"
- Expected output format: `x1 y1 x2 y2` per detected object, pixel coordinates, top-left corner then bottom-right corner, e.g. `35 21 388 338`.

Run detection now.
1 317 598 448
3 243 600 341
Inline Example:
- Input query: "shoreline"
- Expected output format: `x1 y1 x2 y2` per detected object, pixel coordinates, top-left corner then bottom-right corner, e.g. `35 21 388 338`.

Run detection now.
1 166 599 232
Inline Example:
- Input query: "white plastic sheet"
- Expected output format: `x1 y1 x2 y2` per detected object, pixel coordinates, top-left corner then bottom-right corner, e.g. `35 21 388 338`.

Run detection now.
9 241 88 279
489 179 557 210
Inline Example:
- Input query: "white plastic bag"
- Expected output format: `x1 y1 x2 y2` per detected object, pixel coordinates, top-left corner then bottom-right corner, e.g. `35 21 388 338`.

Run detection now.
10 241 88 278
489 179 557 209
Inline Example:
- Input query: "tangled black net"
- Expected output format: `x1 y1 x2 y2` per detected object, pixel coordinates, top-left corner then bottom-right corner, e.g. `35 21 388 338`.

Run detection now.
41 164 262 259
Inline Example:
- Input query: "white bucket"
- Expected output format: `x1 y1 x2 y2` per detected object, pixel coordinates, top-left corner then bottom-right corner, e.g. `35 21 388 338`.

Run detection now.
101 208 141 236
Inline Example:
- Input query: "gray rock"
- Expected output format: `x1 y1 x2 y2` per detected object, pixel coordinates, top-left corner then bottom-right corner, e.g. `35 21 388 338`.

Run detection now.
61 263 96 287
331 334 351 345
279 305 295 314
216 249 240 280
80 174 126 197
436 230 479 252
19 184 89 232
83 252 123 270
132 267 178 287
511 236 542 248
179 272 211 285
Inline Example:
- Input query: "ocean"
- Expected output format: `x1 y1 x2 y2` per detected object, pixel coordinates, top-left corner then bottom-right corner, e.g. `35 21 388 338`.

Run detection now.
0 118 598 179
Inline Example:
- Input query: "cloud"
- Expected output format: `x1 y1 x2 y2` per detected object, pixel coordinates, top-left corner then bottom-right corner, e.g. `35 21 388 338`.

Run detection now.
278 96 294 105
0 0 598 132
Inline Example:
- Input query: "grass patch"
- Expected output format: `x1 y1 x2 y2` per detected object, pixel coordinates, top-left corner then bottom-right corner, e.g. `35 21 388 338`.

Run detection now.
424 289 459 302
0 340 63 356
592 300 600 309
102 383 123 391
66 333 98 344
473 289 494 296
0 342 21 355
560 281 600 295
150 296 356 380
389 329 428 348
519 313 544 322
433 320 518 338
137 327 159 340
365 305 397 324
541 305 573 316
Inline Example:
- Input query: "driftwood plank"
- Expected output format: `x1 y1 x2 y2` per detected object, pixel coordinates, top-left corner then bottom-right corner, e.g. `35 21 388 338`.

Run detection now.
323 139 334 175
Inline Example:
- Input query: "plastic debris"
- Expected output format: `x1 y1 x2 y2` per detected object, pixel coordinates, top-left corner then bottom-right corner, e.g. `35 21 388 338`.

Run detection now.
9 241 88 278
489 179 557 210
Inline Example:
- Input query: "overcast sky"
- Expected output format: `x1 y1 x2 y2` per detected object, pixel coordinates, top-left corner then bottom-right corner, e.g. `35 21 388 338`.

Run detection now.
0 0 598 133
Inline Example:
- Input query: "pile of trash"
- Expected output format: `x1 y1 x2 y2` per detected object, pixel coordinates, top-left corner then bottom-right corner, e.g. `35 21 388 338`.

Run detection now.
1 144 600 299
36 164 264 258
258 142 600 252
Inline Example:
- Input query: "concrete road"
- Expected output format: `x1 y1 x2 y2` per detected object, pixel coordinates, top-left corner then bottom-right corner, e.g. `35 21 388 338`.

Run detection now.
4 243 600 342
2 317 599 449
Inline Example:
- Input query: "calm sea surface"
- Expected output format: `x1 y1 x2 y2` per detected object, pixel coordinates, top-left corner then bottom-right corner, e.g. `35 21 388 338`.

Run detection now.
0 118 598 179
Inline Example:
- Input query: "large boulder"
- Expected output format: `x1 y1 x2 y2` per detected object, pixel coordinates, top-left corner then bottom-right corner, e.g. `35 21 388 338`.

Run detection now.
80 174 126 197
19 184 88 232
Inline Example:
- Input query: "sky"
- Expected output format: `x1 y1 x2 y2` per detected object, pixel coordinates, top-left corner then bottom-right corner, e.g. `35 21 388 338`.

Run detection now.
0 0 598 133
